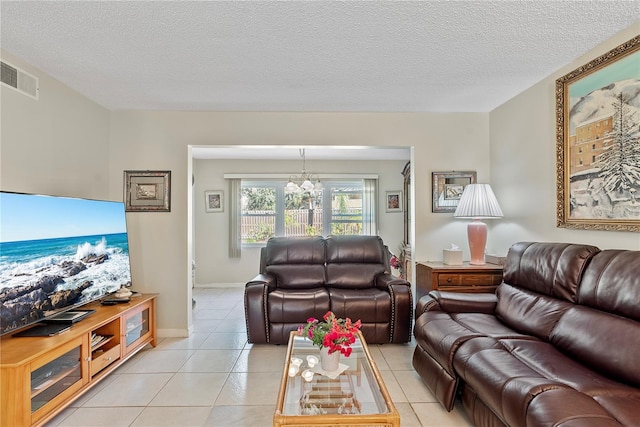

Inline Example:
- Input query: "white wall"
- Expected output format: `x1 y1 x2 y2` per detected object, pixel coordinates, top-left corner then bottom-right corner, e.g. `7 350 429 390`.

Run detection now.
0 50 111 198
193 158 407 285
489 21 640 254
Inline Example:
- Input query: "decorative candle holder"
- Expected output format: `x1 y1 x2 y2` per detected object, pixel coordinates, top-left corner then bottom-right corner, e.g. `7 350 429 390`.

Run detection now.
288 365 299 377
306 355 319 368
301 369 314 382
288 357 303 377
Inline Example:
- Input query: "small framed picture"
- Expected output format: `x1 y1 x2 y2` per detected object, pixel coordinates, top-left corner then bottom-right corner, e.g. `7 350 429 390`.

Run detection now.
386 191 402 212
124 170 171 212
432 171 477 213
205 190 224 213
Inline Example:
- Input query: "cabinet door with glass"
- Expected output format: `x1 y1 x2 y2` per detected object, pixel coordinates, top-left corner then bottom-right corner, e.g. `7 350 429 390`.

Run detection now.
30 336 89 425
122 300 155 356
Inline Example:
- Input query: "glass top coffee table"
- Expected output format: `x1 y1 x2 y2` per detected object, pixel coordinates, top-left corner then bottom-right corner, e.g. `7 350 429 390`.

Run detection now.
273 331 400 426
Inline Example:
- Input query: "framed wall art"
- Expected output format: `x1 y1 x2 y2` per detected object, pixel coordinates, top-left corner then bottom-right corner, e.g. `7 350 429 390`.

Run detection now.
432 171 476 213
124 170 171 212
385 191 402 212
556 35 640 231
205 190 224 213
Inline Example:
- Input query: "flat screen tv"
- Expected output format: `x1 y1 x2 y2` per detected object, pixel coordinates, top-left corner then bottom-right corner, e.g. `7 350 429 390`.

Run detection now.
0 191 132 336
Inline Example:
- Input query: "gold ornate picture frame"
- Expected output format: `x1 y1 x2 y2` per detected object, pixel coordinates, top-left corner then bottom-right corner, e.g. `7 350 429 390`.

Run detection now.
124 170 171 212
555 35 640 231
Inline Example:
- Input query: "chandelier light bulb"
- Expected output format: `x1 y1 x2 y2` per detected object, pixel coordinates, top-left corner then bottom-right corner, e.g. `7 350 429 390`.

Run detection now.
286 148 322 196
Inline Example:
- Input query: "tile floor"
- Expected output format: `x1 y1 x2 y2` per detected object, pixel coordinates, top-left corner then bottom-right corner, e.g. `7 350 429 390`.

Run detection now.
47 287 474 426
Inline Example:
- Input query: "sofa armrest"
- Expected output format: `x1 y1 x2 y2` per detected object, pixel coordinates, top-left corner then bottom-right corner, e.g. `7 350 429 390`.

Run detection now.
416 291 497 318
244 274 276 343
246 273 277 290
375 273 409 290
376 274 413 343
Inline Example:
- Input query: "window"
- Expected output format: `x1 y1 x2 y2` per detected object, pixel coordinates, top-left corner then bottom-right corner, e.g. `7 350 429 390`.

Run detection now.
240 179 376 245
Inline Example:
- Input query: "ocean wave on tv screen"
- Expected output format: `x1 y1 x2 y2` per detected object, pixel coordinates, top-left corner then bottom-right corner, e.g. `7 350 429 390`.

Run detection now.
0 233 131 302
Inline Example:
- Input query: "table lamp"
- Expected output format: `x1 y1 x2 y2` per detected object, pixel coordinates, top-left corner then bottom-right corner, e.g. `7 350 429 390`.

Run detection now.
453 184 503 265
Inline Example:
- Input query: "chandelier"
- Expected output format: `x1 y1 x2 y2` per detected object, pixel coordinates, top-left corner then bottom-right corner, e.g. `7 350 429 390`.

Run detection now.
285 149 323 194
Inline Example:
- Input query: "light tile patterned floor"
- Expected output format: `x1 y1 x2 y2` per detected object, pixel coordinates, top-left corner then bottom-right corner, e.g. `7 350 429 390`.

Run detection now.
47 287 474 426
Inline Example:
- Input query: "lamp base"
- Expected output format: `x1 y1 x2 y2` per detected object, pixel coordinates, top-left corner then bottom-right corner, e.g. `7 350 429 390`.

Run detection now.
467 220 487 265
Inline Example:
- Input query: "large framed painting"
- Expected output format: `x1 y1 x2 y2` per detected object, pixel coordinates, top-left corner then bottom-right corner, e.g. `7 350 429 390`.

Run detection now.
556 35 640 231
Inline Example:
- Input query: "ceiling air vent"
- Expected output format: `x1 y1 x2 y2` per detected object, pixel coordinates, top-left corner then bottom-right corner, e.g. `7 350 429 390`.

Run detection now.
1 61 39 100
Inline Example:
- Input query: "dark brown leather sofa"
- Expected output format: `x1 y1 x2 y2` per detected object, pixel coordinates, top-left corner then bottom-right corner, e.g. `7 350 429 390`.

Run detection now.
413 241 640 427
244 235 412 345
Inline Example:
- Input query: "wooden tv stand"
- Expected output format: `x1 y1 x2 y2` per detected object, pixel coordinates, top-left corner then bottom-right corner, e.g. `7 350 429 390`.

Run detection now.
0 294 157 427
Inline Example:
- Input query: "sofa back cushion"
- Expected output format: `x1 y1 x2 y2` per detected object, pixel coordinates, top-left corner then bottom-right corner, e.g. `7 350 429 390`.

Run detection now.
502 242 599 302
578 250 640 322
325 235 387 289
547 249 640 387
495 284 574 340
264 236 326 289
550 305 640 387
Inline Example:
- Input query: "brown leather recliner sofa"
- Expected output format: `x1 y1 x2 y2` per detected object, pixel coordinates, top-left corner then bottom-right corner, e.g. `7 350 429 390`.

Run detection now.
244 235 413 345
413 241 640 427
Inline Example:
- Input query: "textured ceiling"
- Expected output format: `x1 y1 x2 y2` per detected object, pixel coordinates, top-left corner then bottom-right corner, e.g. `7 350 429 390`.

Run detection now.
1 1 639 113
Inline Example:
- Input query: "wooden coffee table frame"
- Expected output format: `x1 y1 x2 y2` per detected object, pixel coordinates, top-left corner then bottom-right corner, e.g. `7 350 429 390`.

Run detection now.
273 331 400 426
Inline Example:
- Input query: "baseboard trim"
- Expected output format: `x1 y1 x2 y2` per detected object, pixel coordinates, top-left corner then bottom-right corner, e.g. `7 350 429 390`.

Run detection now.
158 328 190 338
194 282 244 288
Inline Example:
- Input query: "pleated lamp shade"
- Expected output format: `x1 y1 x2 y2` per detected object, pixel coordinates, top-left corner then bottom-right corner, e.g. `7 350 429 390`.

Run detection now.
454 184 503 219
454 184 503 265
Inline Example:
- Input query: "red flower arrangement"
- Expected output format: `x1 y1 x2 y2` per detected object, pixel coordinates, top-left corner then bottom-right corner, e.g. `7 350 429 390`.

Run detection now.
390 254 401 270
298 311 362 357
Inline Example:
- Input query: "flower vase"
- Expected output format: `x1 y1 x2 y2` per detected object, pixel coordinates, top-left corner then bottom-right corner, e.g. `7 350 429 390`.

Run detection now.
320 346 340 372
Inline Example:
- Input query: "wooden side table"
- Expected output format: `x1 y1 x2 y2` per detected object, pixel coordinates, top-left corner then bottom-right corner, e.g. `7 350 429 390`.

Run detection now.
415 261 503 302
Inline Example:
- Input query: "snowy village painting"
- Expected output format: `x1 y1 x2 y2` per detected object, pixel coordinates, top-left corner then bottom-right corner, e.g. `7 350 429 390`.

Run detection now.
556 35 640 231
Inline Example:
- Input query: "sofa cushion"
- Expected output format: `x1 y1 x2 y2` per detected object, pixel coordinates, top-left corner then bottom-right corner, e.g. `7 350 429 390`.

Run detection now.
498 339 635 394
414 312 484 376
578 250 640 322
326 264 386 289
503 242 599 302
454 339 571 427
267 288 330 323
264 236 326 265
326 235 387 264
325 235 388 289
550 305 640 387
328 288 391 323
266 264 326 289
526 388 625 427
593 394 640 427
264 236 327 289
495 284 574 340
455 337 638 427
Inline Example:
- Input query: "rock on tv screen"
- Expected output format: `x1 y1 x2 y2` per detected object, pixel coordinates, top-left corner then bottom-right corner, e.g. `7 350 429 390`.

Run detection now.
0 191 132 335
